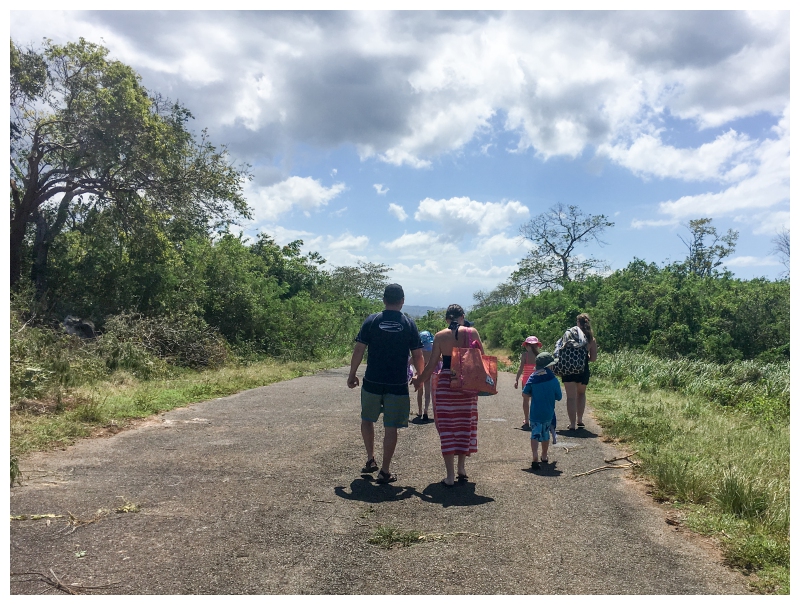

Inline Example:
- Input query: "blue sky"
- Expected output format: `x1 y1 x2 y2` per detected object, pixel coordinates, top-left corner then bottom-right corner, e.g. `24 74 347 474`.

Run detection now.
10 9 791 308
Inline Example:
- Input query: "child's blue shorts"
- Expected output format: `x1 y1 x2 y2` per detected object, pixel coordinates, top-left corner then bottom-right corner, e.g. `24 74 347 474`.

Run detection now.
530 421 551 442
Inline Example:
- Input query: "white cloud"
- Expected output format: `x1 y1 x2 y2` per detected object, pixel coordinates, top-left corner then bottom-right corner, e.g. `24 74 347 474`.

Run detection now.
373 183 389 195
302 233 370 268
725 255 780 267
600 129 756 182
749 210 790 236
637 109 789 234
329 207 348 218
631 218 679 229
326 233 369 251
414 197 530 237
473 233 530 257
12 11 787 172
388 203 408 221
246 176 346 222
254 225 314 246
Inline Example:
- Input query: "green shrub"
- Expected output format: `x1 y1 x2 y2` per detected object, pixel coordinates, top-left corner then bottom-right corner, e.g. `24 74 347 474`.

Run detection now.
103 312 229 368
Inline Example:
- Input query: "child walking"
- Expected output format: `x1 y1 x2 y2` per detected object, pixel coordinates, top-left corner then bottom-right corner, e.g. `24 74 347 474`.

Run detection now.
415 330 435 421
514 336 542 430
522 351 562 470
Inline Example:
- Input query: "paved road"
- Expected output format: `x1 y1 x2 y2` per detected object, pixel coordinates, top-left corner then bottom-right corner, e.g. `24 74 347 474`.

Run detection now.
10 367 749 594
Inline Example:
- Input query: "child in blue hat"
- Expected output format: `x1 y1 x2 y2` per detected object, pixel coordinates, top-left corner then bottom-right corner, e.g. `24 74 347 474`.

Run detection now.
523 351 562 469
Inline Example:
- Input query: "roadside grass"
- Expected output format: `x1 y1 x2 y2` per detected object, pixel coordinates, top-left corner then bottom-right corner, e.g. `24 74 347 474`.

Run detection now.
10 355 349 456
368 526 423 549
588 376 789 594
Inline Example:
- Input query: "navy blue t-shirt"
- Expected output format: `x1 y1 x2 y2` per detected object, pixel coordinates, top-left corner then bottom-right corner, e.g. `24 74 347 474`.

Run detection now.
355 310 422 386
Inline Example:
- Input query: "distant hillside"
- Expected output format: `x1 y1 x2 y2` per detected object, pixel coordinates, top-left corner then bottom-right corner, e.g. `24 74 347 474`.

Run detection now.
403 305 445 318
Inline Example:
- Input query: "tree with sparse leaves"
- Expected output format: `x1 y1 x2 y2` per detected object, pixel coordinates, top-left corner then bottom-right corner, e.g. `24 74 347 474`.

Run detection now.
516 203 614 293
771 228 789 278
678 218 738 278
10 38 251 294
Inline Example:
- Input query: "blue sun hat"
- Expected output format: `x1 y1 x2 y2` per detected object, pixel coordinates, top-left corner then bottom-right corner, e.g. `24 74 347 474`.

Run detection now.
420 330 434 351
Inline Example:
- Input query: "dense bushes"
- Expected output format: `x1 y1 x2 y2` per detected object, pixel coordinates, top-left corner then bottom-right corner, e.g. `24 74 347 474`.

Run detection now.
10 224 384 404
470 259 789 364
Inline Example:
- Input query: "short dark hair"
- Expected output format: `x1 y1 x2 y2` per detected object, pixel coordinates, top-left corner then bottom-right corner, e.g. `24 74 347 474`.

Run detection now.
445 304 465 320
383 283 405 304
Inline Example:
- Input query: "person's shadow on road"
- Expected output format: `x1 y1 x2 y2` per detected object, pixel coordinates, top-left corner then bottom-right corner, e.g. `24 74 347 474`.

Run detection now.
334 476 417 503
523 462 563 477
557 427 599 439
416 481 495 508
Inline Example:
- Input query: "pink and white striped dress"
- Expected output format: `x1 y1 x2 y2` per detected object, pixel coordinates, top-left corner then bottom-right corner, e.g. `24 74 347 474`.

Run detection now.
432 370 478 455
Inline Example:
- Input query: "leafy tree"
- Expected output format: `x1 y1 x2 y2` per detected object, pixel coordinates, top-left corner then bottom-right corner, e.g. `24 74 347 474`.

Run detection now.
678 218 738 278
9 37 251 294
326 261 391 300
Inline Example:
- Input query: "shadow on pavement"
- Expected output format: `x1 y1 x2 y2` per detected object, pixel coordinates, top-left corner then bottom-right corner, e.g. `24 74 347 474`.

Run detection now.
334 476 417 503
557 427 599 439
416 481 495 508
522 462 563 477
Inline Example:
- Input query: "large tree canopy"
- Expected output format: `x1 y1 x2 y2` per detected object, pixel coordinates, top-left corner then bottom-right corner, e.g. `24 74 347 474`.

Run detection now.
10 37 251 291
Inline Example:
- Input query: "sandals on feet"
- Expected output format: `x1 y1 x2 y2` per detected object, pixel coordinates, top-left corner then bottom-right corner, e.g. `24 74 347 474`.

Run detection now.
577 422 585 428
376 470 397 484
531 460 541 470
440 479 455 488
457 473 468 482
361 458 378 473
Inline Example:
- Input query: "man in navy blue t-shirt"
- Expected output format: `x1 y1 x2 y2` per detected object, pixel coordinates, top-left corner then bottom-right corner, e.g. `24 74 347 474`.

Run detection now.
348 283 424 484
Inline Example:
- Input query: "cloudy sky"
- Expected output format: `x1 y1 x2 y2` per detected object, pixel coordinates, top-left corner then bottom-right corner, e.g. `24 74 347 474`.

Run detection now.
10 9 790 308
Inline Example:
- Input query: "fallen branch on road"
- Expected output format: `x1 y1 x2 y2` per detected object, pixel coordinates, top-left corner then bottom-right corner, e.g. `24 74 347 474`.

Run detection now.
10 569 119 594
573 462 638 478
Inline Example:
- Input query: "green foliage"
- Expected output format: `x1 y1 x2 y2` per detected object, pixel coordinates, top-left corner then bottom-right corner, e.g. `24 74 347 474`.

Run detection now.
471 259 788 364
592 350 789 421
10 454 22 487
679 218 738 278
414 309 447 335
10 37 251 291
589 367 789 593
368 526 423 549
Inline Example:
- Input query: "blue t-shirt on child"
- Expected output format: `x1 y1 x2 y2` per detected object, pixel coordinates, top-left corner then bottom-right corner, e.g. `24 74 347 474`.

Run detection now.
522 368 562 424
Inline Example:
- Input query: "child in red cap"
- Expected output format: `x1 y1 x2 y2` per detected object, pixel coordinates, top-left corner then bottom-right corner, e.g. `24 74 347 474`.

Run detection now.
514 336 541 430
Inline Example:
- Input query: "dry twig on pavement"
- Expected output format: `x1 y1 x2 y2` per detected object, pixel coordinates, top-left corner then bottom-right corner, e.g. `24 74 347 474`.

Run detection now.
573 463 637 478
10 569 119 594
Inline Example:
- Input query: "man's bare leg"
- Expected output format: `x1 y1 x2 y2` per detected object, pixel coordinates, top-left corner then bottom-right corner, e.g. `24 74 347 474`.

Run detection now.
361 419 374 462
381 427 398 473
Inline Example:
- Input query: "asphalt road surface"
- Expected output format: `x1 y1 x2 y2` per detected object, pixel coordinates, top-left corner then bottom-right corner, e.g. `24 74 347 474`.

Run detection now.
10 367 750 594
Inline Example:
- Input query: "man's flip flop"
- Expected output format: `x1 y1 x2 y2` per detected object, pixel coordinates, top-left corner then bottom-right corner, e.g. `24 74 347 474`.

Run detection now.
577 423 585 428
376 470 397 484
440 479 455 488
361 458 379 473
457 473 468 482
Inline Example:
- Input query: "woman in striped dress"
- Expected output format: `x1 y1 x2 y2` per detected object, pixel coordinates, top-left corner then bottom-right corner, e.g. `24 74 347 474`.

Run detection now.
413 304 484 487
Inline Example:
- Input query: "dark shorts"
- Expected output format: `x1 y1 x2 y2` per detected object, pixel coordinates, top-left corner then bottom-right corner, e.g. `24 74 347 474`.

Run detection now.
561 364 590 385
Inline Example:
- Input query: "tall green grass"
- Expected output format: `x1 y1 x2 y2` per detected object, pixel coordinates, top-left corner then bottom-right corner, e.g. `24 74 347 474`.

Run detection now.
587 350 789 594
592 349 789 423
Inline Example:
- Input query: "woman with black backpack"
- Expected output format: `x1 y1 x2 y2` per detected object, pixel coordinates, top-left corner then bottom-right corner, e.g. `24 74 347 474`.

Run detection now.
558 313 597 431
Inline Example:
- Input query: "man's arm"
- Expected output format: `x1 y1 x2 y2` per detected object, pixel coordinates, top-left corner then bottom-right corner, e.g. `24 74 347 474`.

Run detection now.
348 342 367 388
